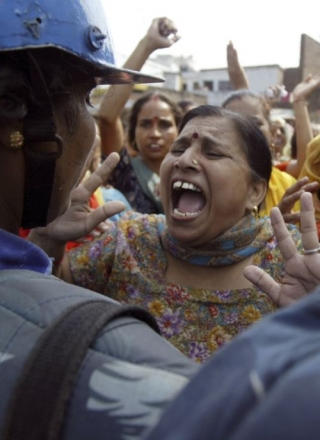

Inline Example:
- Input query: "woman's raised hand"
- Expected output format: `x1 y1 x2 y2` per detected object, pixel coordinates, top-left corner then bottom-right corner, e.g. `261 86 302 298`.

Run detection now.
226 41 249 90
244 192 320 307
144 17 180 51
292 72 320 102
32 153 126 243
277 177 319 223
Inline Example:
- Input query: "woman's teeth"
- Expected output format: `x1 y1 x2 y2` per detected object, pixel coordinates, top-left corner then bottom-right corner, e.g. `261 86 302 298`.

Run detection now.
173 181 201 192
173 208 201 217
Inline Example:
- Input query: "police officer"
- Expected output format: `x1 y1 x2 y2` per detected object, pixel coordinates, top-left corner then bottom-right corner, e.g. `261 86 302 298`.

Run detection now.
0 2 197 439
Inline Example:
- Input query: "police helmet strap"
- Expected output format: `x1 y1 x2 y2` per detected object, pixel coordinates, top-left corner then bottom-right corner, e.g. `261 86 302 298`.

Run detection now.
21 51 63 229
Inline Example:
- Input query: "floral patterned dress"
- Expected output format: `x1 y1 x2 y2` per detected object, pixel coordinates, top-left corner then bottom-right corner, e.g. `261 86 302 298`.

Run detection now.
68 212 302 363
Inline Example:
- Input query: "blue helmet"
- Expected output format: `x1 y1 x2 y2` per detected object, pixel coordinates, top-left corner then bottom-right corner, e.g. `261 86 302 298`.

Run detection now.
0 0 163 85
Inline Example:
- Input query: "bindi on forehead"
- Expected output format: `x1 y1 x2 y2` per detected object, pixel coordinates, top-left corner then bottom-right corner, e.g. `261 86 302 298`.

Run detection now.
192 132 199 139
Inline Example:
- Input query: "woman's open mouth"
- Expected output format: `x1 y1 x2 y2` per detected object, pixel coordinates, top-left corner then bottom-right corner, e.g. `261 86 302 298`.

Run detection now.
149 143 163 151
171 180 206 218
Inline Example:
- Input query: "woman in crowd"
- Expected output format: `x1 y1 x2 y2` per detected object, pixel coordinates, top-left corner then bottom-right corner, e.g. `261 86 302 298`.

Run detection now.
146 192 320 440
270 72 320 178
222 90 318 221
270 116 293 164
227 41 320 176
36 105 302 363
105 91 182 214
98 17 182 214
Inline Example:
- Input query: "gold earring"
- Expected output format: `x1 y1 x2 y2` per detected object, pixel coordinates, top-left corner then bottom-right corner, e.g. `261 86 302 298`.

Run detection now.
252 206 259 220
9 131 24 149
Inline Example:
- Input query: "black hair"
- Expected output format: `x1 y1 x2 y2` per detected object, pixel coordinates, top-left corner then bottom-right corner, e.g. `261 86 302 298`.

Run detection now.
179 105 272 184
128 92 182 149
177 99 194 113
222 89 271 123
0 47 97 125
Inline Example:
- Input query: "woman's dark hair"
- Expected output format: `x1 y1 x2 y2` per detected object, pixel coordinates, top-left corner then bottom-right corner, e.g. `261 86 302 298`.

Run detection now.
128 92 182 149
0 47 96 125
177 99 194 114
179 105 272 184
222 89 271 123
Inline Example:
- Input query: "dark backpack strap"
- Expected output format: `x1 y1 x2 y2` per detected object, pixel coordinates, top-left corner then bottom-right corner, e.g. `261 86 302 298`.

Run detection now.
3 299 160 440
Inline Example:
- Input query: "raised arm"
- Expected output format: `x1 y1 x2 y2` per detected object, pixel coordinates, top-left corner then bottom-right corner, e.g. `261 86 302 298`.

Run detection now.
244 192 320 307
98 17 179 156
287 73 320 178
226 41 250 90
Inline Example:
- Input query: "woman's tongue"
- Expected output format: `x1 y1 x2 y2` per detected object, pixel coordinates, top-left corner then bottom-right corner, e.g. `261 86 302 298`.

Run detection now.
177 191 206 214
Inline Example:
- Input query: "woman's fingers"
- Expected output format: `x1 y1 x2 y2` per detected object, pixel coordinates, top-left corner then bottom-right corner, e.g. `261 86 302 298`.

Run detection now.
284 177 309 196
278 190 304 213
282 212 300 224
82 201 125 233
243 265 281 305
277 178 308 214
82 153 120 198
272 192 319 262
299 192 319 252
95 221 111 233
270 207 299 261
158 17 178 37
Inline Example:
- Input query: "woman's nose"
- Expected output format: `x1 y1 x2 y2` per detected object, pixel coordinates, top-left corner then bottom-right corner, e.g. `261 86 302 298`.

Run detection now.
174 149 200 170
149 124 161 137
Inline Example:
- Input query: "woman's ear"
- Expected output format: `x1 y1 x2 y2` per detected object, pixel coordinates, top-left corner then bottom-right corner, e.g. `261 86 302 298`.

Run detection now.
246 180 268 212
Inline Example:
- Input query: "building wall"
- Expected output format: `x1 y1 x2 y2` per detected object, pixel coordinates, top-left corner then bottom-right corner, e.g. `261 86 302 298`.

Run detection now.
181 65 284 105
300 34 320 79
92 34 320 120
163 72 182 91
90 85 207 112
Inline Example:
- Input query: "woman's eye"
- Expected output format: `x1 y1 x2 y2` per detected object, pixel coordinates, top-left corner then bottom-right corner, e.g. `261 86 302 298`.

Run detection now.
205 150 223 159
159 120 173 129
170 146 186 155
139 121 150 128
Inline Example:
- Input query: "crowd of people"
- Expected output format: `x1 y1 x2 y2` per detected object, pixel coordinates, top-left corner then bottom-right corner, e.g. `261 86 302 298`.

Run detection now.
47 16 320 361
3 1 320 439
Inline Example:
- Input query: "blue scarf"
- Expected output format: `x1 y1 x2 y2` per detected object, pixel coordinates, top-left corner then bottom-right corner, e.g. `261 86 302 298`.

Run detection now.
160 214 274 266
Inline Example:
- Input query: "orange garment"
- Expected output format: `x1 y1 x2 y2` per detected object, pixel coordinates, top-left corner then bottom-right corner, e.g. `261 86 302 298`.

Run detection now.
19 188 104 250
275 161 289 172
66 188 103 250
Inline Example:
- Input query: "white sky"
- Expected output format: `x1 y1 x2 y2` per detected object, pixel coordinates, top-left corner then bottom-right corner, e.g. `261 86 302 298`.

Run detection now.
103 0 320 70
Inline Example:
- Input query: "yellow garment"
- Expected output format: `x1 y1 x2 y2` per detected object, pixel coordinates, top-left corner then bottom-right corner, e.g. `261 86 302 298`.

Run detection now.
259 167 298 217
299 134 320 221
94 186 104 206
83 169 104 207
